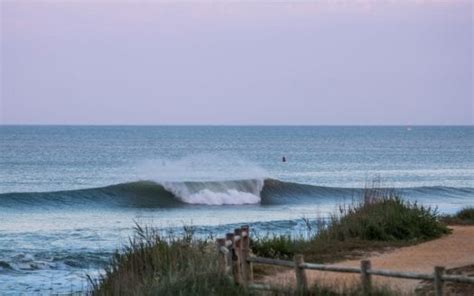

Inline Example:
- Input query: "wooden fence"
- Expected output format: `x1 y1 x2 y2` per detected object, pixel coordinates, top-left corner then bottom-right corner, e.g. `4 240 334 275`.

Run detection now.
216 225 474 296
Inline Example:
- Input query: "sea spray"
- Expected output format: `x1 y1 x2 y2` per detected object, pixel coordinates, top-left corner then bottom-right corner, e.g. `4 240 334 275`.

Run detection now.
135 154 269 183
130 154 269 205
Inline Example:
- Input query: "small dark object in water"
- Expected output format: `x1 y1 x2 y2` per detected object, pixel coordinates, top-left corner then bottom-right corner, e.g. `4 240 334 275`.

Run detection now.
282 156 286 162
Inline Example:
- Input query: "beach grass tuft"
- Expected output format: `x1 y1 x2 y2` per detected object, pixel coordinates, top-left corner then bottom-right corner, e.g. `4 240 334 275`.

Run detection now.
319 191 448 242
89 225 246 296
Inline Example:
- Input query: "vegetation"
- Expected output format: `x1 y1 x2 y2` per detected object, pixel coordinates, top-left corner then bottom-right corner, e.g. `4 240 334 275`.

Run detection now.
441 207 474 225
90 225 246 296
90 225 401 295
92 187 453 295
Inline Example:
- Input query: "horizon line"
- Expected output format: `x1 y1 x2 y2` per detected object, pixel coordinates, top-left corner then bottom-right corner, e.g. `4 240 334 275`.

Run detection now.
1 123 473 127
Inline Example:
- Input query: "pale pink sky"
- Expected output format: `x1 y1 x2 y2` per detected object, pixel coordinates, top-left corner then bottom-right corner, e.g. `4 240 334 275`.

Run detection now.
1 1 472 125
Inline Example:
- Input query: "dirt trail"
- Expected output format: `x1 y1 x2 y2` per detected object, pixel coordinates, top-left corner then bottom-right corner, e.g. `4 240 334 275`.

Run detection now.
262 226 474 294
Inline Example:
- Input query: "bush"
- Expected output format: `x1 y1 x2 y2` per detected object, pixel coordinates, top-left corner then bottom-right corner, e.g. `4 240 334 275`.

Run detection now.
250 234 297 260
320 196 448 241
457 207 474 221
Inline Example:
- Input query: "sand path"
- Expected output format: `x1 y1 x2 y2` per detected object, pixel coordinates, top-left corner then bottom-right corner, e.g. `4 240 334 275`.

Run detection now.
262 226 474 294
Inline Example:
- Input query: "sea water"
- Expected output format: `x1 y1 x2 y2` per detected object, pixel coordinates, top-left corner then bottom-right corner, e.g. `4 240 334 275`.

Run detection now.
0 126 473 293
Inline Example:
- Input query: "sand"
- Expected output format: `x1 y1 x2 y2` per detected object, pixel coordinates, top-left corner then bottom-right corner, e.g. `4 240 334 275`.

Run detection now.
262 226 474 294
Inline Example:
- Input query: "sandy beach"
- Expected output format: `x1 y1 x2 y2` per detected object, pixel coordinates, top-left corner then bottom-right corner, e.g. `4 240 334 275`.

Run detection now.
263 226 474 294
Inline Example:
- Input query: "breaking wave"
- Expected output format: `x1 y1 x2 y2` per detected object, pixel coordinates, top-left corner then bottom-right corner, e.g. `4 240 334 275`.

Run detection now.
0 179 472 208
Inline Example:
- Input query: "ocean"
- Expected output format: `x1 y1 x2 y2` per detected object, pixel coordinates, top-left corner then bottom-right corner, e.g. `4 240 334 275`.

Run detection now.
0 126 473 294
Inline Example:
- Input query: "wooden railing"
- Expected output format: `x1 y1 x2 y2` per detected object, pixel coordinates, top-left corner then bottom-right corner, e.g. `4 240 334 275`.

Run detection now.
216 225 474 296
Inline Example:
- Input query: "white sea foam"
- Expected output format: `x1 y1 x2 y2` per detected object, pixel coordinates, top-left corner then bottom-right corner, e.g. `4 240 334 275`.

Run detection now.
172 188 261 205
162 179 264 205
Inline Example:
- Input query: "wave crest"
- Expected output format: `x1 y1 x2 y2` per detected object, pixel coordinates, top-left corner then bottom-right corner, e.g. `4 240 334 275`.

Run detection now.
0 179 472 208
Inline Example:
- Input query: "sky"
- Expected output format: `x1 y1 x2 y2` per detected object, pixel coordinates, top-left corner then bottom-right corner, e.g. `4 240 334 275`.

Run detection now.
1 0 472 125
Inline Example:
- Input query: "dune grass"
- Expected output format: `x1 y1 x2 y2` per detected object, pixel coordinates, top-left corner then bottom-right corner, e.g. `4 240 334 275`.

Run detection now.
89 225 247 296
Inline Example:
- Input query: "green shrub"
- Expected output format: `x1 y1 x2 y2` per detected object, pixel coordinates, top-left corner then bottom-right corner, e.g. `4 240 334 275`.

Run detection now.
250 234 297 260
457 207 474 221
320 196 448 241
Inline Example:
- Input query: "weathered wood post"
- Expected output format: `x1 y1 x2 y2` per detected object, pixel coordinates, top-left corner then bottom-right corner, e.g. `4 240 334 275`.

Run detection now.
225 233 234 276
294 254 308 292
434 266 445 296
216 238 227 274
240 225 252 286
232 228 242 285
360 260 372 294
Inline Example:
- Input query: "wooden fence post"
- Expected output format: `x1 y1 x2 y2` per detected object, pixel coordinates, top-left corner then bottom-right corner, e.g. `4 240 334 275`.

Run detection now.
216 238 226 274
240 225 252 286
232 228 242 285
225 233 234 276
360 260 372 294
294 254 308 293
434 266 445 296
